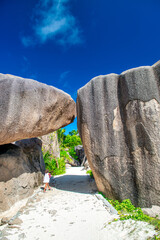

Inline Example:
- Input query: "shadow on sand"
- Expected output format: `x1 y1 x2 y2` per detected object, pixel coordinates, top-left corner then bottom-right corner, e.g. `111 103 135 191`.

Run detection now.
49 175 97 194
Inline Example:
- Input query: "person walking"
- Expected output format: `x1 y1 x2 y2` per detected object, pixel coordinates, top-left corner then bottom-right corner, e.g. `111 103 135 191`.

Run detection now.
43 169 51 192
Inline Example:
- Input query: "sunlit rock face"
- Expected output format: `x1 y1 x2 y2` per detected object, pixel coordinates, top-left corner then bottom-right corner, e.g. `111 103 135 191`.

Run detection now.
0 138 45 212
0 74 76 145
39 131 60 159
77 61 160 207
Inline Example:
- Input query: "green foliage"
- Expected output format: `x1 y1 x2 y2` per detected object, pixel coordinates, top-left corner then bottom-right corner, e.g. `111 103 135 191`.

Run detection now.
43 150 65 175
57 128 82 163
43 150 51 162
69 130 78 136
68 146 78 160
86 170 94 178
49 132 55 141
109 199 135 213
43 129 82 175
57 128 82 148
149 235 160 240
99 192 160 233
57 128 66 145
63 134 82 148
60 149 73 163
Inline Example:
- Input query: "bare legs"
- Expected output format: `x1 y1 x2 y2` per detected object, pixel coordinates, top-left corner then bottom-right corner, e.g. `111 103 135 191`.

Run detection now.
44 183 51 192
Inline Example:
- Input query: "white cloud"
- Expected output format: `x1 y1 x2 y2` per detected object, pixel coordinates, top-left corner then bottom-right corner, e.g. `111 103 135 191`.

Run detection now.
58 70 71 90
21 0 83 46
21 36 35 47
63 81 69 88
59 70 70 83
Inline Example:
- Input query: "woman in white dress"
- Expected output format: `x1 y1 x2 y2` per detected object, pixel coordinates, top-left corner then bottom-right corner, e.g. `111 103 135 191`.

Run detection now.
43 169 51 192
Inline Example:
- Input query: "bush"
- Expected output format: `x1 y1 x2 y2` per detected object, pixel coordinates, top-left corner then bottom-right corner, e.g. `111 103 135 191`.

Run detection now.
86 170 94 178
99 192 160 233
63 135 82 148
57 128 82 163
43 150 66 176
43 128 82 175
68 146 78 160
60 149 73 163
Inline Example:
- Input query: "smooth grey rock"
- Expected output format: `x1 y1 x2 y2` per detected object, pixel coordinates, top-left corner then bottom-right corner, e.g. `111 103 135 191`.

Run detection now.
0 73 76 145
0 138 44 212
65 152 80 167
152 60 160 81
15 138 45 174
95 194 118 215
77 61 160 207
119 66 160 106
142 205 160 219
39 132 60 159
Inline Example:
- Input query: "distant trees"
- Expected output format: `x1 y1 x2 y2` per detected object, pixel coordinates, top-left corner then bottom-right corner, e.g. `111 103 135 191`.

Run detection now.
57 128 82 148
43 128 82 175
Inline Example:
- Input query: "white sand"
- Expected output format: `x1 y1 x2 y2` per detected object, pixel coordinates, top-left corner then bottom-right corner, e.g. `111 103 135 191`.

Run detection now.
1 167 158 240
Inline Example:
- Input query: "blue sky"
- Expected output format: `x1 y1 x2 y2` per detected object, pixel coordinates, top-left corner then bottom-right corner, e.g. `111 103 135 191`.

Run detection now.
0 0 160 134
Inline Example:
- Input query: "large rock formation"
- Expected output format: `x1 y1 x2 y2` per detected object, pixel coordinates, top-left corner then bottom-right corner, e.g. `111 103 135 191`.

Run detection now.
0 74 76 145
77 60 160 207
39 132 60 159
0 138 45 212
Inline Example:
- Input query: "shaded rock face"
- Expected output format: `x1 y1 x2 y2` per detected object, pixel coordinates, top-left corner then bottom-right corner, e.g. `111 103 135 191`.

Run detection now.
77 61 160 207
75 145 84 164
39 132 60 159
0 138 44 212
66 152 80 167
74 145 87 166
0 74 76 145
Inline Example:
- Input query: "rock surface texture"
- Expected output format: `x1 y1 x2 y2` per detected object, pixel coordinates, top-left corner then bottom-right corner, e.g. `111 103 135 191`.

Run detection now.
75 145 88 166
77 61 160 207
39 132 60 159
0 74 76 145
0 138 45 212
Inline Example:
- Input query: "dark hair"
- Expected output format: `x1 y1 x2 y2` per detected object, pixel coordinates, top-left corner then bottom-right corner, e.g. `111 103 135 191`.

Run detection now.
45 169 49 173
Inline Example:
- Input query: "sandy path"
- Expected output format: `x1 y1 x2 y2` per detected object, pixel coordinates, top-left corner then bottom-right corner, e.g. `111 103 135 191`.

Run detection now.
0 167 157 240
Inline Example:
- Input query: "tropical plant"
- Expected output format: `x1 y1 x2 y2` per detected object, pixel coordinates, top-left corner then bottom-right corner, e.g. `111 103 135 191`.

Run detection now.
86 170 94 178
69 129 79 136
63 134 82 148
57 128 82 163
68 146 78 160
99 192 160 233
43 150 65 175
57 128 66 145
42 128 83 175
